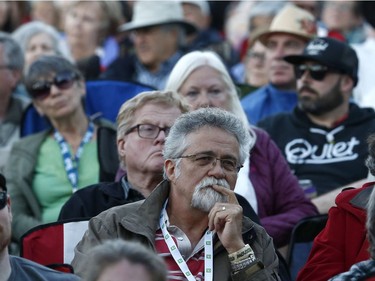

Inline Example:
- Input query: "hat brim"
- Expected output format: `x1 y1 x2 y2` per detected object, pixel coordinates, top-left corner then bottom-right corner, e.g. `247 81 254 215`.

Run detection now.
284 54 359 86
256 30 313 45
284 54 322 65
284 54 340 71
119 20 197 35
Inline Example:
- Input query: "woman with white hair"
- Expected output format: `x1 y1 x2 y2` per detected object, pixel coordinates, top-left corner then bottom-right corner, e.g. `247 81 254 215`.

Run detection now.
12 21 72 75
165 50 318 248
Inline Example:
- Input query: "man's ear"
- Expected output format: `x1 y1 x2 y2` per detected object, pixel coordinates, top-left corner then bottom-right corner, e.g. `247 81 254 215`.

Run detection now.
117 138 126 158
164 159 176 182
340 74 354 93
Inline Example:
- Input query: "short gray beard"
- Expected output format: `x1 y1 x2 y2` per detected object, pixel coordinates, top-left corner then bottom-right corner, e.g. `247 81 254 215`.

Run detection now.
191 177 230 212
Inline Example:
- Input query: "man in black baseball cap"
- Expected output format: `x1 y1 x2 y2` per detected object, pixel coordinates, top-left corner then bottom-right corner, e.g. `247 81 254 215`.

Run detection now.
284 37 358 87
258 36 375 217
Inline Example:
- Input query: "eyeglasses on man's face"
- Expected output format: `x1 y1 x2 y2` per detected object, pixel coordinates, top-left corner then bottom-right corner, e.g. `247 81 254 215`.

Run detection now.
174 153 242 173
294 64 338 81
125 124 171 139
29 71 79 100
247 51 265 61
0 191 7 210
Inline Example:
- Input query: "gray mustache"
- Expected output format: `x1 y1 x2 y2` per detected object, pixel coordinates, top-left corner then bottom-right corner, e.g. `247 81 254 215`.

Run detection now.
196 177 230 190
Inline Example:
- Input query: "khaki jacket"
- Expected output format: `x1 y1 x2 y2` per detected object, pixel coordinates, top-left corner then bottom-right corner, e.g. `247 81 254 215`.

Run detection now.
72 180 280 281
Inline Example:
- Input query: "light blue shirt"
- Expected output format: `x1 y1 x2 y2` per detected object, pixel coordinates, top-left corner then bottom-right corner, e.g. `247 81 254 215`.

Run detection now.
241 83 298 125
135 51 182 89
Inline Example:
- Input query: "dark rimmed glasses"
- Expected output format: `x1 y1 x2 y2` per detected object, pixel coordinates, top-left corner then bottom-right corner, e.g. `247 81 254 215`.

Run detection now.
294 64 337 81
0 191 7 210
125 124 171 139
29 71 79 100
175 153 243 173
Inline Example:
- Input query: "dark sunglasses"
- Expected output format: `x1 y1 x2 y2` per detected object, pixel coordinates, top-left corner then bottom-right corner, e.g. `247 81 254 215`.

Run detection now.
0 191 7 210
295 64 335 81
29 71 79 100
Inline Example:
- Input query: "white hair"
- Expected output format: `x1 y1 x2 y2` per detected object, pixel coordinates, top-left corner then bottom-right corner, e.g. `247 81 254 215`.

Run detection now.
165 50 256 150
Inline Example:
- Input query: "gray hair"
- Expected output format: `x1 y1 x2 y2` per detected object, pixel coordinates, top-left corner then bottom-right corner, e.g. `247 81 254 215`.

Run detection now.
82 239 167 281
0 31 24 71
24 55 83 92
165 50 256 149
12 21 72 62
163 107 251 169
160 23 187 48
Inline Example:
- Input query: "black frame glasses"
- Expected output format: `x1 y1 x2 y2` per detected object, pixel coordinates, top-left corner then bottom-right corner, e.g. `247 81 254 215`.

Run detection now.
295 64 338 81
29 71 79 100
0 191 7 210
175 153 243 173
125 124 171 139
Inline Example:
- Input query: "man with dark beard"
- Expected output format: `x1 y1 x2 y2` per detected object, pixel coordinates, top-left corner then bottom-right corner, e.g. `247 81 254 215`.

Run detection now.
0 173 80 281
258 37 375 214
72 108 280 280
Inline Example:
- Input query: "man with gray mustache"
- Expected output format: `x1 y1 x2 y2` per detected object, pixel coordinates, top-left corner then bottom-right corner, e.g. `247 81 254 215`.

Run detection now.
72 108 280 280
191 177 230 212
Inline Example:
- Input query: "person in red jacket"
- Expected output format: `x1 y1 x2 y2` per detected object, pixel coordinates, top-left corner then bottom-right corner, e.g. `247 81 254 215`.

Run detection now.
297 133 375 281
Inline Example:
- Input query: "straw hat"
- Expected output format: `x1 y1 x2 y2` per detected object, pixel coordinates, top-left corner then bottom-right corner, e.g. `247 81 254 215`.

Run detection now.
256 4 316 45
119 1 197 34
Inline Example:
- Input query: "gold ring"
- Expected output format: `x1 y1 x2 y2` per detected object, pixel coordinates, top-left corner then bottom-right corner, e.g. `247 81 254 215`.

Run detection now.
222 206 226 211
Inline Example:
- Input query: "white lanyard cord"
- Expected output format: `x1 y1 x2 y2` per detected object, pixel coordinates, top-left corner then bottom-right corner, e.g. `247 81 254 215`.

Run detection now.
54 121 94 193
159 201 213 281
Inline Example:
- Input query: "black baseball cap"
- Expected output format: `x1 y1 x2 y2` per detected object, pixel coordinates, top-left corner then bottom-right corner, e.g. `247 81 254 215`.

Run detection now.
284 37 359 86
0 173 6 191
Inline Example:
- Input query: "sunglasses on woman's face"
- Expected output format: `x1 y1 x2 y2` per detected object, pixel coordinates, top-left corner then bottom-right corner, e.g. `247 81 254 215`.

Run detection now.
295 64 335 81
0 191 7 210
29 72 78 100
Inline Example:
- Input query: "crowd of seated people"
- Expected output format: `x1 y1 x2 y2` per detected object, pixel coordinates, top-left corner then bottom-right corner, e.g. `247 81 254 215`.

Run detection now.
1 1 375 280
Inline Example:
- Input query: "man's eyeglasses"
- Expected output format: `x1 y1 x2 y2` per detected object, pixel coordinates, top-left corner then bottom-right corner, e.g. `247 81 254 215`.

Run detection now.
0 191 7 210
294 64 335 81
247 51 265 61
175 153 242 173
125 124 171 139
29 71 79 100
